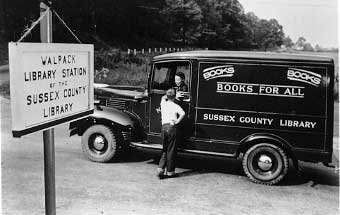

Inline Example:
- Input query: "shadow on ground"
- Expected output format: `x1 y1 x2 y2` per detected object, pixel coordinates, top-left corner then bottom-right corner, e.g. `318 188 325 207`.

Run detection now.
116 148 339 187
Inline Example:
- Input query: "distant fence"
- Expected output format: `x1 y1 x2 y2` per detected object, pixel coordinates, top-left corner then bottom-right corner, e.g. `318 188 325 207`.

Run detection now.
94 47 208 70
127 47 208 56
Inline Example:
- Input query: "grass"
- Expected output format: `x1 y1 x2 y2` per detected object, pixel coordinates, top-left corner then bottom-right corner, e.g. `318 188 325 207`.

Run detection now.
0 80 10 98
95 62 149 87
94 50 151 87
0 64 10 98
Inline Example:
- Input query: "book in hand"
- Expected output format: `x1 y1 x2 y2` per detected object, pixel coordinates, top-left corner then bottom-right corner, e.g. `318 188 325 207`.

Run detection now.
177 91 190 101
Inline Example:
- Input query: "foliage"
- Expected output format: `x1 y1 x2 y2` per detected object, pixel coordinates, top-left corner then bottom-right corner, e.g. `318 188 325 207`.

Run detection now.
95 63 148 87
197 0 251 49
294 36 314 51
1 0 289 51
282 36 294 48
162 0 203 46
244 12 285 51
302 43 314 52
0 80 10 98
296 37 307 49
94 50 151 86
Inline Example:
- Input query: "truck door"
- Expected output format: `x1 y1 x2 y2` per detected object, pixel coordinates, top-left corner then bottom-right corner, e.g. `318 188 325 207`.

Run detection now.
147 60 193 145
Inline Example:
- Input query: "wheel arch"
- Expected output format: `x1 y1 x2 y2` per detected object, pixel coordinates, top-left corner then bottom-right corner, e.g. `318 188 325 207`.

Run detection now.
238 133 294 159
73 108 134 137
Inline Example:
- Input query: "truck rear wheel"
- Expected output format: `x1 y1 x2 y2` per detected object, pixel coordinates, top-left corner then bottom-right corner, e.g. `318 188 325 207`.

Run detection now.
81 125 119 162
242 143 288 185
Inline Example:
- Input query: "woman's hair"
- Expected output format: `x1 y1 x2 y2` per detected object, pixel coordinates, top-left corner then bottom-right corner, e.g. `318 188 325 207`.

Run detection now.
166 88 176 100
175 71 185 80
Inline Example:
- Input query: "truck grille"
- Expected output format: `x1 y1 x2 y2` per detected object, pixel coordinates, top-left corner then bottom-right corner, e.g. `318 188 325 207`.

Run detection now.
106 98 126 110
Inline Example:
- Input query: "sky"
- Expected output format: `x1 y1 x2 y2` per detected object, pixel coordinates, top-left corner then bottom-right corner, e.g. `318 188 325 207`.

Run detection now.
238 0 338 48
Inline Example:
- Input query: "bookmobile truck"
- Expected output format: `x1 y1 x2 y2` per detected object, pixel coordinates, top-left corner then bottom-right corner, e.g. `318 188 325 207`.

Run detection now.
70 51 335 185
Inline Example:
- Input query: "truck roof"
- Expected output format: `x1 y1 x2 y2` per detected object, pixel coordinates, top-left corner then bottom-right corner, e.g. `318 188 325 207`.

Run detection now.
153 50 334 63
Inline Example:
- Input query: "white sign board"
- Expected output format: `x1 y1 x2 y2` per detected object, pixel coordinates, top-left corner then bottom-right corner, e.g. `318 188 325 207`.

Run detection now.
9 42 94 137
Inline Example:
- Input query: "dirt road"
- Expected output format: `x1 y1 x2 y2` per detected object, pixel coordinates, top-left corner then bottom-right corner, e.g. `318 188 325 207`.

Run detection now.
1 95 339 215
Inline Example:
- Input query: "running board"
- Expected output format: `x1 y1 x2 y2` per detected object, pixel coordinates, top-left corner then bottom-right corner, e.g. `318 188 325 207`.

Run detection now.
130 142 162 150
130 142 237 158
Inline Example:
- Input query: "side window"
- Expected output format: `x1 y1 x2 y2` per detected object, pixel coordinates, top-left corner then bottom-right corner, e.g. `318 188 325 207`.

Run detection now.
152 61 190 91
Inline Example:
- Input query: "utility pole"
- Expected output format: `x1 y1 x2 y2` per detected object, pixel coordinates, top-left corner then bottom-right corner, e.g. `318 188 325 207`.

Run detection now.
40 1 56 215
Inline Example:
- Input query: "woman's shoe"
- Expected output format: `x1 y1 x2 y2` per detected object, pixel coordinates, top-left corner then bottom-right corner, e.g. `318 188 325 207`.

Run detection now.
157 168 165 179
166 172 177 178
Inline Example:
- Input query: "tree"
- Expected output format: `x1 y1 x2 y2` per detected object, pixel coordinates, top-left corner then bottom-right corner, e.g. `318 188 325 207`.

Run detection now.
294 37 314 51
197 0 250 49
282 36 294 48
303 43 314 51
1 0 39 42
242 12 260 49
315 44 323 52
243 12 286 51
1 0 289 51
252 19 284 51
161 0 203 46
295 36 306 49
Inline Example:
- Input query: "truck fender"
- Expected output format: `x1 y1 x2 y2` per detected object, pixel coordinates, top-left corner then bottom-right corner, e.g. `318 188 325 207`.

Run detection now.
71 106 135 136
239 133 294 159
92 106 134 127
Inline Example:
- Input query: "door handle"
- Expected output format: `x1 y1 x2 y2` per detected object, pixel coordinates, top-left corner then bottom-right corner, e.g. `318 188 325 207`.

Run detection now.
156 107 161 114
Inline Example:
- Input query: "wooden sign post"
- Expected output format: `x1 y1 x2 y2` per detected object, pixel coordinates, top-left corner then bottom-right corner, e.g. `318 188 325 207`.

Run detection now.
40 3 55 215
8 2 94 215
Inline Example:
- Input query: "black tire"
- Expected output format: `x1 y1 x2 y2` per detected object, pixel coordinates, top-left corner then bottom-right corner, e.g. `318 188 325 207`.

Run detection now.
81 125 119 162
242 143 289 185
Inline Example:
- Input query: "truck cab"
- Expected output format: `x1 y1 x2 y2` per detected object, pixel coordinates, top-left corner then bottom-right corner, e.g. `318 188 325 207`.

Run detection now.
70 50 335 185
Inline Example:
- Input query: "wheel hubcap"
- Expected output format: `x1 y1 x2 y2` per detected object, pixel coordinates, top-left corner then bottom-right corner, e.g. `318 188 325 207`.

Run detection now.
93 135 105 151
257 154 273 171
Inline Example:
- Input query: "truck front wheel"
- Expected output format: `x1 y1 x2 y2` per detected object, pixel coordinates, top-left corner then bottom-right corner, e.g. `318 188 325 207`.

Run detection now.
81 125 119 162
242 143 288 185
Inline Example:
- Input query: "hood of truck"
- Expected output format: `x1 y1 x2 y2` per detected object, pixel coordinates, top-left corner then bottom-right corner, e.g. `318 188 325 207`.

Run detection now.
94 83 146 99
